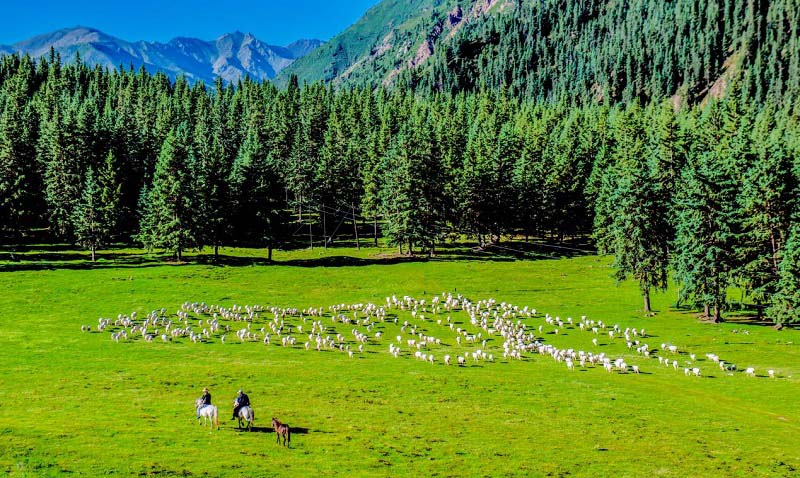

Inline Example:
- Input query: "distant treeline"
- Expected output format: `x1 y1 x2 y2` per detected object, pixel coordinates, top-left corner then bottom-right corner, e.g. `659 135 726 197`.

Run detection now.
0 53 799 323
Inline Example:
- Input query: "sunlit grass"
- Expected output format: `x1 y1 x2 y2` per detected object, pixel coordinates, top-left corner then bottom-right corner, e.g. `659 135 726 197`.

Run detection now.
0 245 798 477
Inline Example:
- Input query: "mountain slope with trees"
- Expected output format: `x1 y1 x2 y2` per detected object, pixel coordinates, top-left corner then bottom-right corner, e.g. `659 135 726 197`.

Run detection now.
281 0 800 104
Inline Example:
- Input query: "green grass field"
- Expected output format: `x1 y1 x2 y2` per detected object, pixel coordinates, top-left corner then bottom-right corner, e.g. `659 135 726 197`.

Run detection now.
1 245 798 477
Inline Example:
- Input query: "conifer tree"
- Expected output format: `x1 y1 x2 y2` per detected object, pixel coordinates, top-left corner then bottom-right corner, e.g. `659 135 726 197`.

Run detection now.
736 105 794 316
229 114 285 260
71 154 119 262
595 106 670 313
0 66 37 237
380 103 444 255
193 97 229 260
671 103 740 322
136 123 197 261
40 99 87 239
767 224 800 324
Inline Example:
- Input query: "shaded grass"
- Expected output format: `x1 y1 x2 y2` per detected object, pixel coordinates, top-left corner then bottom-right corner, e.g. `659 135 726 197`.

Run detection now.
0 245 798 477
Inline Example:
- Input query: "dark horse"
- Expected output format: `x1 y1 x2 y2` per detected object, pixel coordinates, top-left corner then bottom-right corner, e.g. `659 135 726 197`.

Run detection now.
272 417 290 446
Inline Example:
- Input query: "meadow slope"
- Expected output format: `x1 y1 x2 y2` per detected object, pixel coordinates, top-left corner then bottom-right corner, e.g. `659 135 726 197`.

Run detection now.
1 247 798 477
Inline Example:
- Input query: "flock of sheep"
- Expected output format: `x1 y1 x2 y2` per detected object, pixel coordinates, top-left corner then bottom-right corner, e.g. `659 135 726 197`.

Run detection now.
82 292 782 380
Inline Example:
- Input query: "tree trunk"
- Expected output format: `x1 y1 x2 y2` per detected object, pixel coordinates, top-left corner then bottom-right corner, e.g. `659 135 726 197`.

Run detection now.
704 304 710 318
91 245 96 262
323 205 327 250
352 204 360 250
374 215 378 246
214 244 219 262
309 222 313 250
268 244 273 261
428 241 435 258
298 194 303 224
177 246 182 262
770 230 780 273
643 290 651 313
713 305 722 323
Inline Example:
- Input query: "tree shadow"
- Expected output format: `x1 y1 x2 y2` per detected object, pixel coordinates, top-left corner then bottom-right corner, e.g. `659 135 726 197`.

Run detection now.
0 237 595 272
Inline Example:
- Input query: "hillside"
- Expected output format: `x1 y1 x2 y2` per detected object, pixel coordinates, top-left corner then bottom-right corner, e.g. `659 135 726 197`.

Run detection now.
276 0 462 86
1 27 323 83
279 0 800 104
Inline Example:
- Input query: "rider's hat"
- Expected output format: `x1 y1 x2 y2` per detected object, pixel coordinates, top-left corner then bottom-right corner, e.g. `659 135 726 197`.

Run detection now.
203 387 209 392
238 389 243 394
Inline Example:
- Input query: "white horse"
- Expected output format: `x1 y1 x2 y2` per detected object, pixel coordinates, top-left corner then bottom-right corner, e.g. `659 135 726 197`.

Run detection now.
195 398 219 430
234 400 254 431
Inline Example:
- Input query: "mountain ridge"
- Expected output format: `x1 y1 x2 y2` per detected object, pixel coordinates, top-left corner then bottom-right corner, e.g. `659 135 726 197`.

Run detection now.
0 26 324 84
278 0 800 104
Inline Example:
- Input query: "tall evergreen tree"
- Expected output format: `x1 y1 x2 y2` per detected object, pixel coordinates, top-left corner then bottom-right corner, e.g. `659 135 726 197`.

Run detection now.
71 155 119 262
671 104 740 322
380 103 445 255
595 106 671 313
136 123 197 260
193 96 230 260
736 106 794 316
229 113 285 260
0 65 37 238
767 223 800 325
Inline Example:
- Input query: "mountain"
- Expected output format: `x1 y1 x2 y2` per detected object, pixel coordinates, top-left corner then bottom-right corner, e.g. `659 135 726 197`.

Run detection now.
278 0 800 104
0 27 323 84
286 39 325 59
275 0 504 87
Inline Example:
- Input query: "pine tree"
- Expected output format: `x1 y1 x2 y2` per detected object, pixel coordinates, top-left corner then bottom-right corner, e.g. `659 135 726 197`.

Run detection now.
512 118 546 240
229 114 285 260
71 159 118 262
380 103 444 255
0 66 37 238
457 94 498 245
39 100 86 239
671 103 740 322
736 106 794 317
193 97 229 260
767 223 800 325
136 123 197 261
595 106 670 313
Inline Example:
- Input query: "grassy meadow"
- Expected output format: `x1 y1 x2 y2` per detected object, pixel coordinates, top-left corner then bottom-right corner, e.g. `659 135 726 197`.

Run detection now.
0 243 799 477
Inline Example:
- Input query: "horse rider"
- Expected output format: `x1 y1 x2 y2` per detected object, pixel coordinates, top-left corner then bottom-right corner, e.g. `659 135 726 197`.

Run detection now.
232 389 250 420
197 387 211 417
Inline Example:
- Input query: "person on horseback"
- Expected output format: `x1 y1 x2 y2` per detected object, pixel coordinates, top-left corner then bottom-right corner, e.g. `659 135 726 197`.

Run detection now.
232 389 250 420
197 387 211 418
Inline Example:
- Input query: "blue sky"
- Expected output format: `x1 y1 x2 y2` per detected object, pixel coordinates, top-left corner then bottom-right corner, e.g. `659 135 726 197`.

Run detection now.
0 0 380 45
